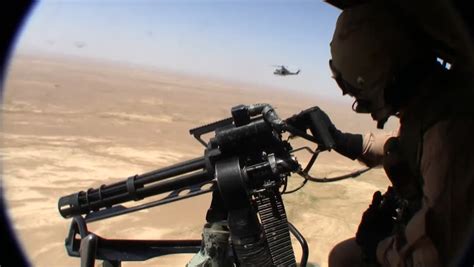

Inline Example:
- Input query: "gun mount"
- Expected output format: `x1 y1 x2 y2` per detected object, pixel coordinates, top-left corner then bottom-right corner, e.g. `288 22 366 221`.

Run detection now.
58 104 370 267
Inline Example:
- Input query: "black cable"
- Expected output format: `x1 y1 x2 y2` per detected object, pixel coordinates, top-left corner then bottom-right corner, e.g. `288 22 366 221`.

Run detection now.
301 167 372 183
282 177 308 194
284 166 372 195
280 176 288 194
283 147 320 194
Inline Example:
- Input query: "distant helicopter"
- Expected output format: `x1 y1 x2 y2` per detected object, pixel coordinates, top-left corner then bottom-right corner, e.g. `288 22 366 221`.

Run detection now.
273 65 300 76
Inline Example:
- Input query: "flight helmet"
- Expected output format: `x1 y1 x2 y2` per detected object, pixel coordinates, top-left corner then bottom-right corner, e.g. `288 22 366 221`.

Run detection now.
330 1 431 128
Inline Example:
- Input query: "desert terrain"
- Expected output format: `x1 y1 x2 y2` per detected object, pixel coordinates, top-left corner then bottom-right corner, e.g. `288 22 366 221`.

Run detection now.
1 54 396 266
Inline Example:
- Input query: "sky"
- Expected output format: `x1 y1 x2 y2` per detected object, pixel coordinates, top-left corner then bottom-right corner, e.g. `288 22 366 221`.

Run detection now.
15 0 347 101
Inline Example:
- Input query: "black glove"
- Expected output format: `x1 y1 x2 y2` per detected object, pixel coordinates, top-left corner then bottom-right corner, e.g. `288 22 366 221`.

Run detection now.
356 187 398 263
286 106 363 159
330 125 363 160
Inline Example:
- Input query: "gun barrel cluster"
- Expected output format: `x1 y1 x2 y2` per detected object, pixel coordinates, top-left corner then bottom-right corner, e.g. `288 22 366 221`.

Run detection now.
58 156 208 218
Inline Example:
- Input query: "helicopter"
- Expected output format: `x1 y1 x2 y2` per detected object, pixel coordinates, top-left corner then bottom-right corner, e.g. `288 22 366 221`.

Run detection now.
273 65 301 76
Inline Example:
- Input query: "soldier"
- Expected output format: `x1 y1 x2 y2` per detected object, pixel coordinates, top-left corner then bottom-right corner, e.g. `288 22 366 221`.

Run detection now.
318 1 474 266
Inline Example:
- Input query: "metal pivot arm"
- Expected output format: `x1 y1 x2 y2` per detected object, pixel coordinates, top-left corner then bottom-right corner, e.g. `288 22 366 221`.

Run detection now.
289 222 309 267
65 216 201 266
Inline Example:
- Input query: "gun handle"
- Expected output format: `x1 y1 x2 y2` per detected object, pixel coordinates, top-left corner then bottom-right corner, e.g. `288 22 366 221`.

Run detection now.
307 109 336 150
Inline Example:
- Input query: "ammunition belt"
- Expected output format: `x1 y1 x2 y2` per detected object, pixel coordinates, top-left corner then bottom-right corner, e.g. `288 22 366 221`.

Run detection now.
255 191 296 266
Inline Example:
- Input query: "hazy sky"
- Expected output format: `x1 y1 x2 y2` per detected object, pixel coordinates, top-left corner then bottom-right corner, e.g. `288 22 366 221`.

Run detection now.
15 0 347 100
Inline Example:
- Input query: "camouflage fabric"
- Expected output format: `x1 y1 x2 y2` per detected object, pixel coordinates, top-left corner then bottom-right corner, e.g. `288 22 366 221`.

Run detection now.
328 0 474 265
357 70 474 266
376 119 474 266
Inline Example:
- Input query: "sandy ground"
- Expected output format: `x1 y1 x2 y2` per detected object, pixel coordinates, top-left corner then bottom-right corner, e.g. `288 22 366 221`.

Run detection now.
1 54 396 266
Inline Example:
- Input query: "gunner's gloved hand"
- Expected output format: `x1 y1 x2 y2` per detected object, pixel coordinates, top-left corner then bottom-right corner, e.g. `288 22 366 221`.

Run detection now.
324 116 364 160
286 107 363 159
356 187 398 263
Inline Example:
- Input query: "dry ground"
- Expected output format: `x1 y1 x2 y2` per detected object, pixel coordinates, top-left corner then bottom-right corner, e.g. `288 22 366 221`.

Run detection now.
1 54 396 266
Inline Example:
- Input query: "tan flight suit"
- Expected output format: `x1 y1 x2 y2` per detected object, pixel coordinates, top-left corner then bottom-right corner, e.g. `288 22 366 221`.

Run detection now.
326 0 474 265
355 70 474 266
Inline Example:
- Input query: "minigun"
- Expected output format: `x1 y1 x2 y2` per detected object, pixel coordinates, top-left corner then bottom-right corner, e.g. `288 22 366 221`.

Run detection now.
58 103 370 267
